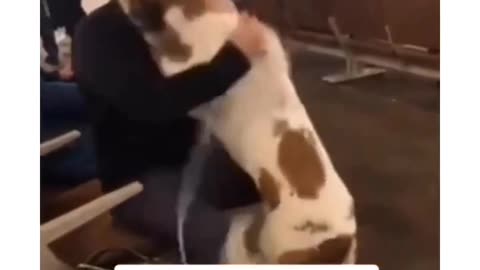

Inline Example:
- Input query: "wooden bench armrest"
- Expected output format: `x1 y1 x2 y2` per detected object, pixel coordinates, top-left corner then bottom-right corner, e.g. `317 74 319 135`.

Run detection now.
41 181 143 244
41 130 82 156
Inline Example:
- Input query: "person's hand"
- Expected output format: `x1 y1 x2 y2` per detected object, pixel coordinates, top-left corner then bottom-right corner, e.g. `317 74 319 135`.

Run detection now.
59 65 74 81
229 12 267 61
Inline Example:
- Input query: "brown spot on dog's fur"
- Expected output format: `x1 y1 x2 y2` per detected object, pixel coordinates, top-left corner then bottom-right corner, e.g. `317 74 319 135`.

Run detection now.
294 220 329 234
258 169 280 209
278 235 353 264
278 128 325 199
273 119 289 136
244 212 265 254
159 25 192 61
128 0 166 31
173 0 206 19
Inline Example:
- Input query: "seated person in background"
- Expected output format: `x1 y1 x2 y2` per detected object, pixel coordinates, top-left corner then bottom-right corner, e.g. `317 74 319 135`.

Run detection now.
73 0 263 263
41 0 84 82
40 0 59 80
42 0 85 38
40 0 96 187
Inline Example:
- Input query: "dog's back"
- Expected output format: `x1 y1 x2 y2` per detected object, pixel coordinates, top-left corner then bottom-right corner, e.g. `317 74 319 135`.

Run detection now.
209 27 357 264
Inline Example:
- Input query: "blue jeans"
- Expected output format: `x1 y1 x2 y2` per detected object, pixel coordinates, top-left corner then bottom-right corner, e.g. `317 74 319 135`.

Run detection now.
41 80 97 187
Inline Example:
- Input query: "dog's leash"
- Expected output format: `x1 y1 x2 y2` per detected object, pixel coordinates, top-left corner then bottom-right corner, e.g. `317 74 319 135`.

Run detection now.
176 131 213 264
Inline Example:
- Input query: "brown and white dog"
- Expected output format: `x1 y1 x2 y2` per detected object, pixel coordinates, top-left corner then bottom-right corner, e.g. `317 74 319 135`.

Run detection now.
118 0 357 264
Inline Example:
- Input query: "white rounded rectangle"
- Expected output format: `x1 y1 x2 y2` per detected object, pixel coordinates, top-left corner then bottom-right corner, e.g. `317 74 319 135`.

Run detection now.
115 266 379 270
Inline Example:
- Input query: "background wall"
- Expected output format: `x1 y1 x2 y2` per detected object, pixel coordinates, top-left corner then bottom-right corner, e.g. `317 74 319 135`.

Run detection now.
245 0 439 51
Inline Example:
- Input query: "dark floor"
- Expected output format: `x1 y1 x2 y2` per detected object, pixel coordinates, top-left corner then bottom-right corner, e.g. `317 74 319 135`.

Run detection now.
289 47 439 270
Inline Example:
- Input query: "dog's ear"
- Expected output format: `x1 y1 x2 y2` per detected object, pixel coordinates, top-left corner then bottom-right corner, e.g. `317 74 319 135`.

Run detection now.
119 0 166 31
158 24 192 62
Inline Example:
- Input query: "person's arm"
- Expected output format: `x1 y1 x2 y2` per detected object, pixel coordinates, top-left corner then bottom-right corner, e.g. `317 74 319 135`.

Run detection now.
74 24 250 124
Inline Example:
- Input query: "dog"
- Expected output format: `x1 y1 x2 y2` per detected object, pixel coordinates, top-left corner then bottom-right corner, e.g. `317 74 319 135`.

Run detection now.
118 0 357 264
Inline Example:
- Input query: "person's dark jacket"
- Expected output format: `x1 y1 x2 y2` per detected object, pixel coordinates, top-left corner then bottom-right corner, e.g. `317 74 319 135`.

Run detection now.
44 0 85 36
72 1 250 190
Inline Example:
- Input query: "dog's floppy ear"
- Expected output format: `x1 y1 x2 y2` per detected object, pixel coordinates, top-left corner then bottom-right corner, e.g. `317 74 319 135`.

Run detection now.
118 0 192 62
119 0 166 32
158 24 192 62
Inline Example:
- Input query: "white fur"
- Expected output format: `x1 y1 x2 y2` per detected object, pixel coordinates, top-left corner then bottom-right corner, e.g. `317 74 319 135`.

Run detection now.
156 6 357 264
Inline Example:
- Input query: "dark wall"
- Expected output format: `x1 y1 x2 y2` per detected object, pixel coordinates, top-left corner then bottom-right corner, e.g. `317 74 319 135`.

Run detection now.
244 0 439 50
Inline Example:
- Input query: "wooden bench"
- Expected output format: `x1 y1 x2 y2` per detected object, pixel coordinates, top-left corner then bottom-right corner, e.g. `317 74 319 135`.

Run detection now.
40 131 145 270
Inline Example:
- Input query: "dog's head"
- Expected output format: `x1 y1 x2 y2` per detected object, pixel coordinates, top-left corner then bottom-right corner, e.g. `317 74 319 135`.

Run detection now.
118 0 240 74
119 0 231 31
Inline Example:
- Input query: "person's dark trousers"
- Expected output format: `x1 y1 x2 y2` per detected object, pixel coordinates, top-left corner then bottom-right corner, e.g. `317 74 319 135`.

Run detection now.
41 0 59 66
111 138 260 264
41 80 97 187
